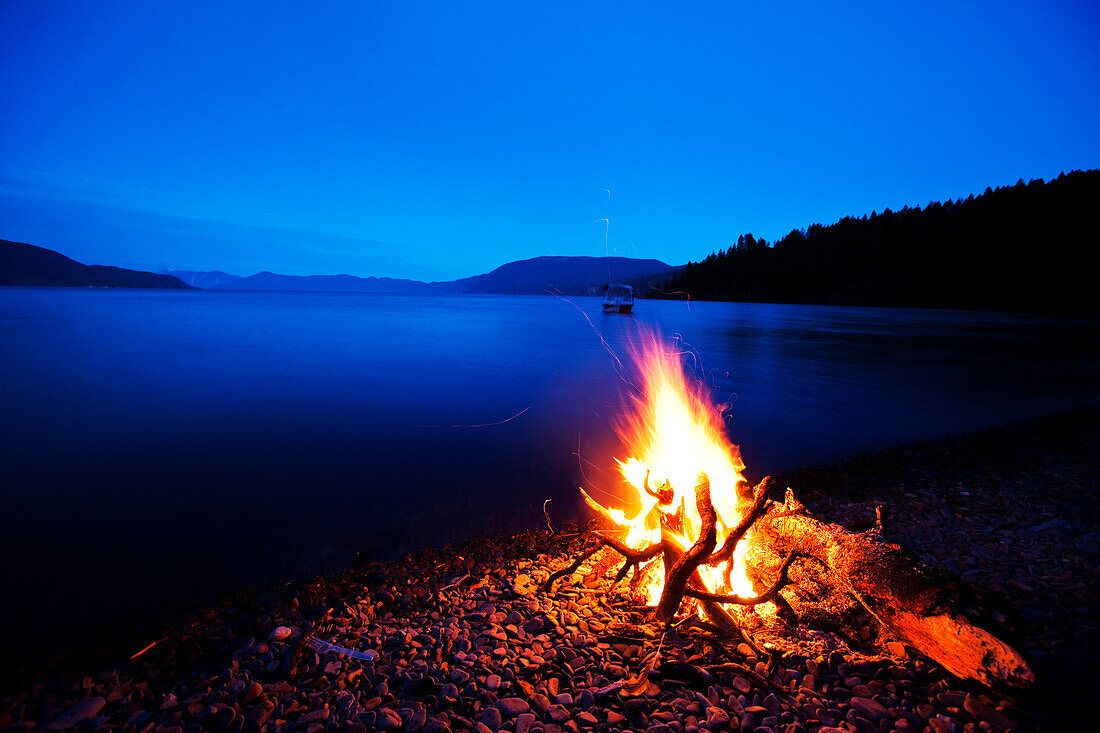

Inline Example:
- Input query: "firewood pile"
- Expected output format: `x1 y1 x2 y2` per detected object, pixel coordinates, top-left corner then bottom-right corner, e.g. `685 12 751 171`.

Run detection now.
549 472 1034 692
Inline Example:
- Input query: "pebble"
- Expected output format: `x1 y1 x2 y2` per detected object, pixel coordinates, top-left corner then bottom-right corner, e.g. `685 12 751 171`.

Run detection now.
849 696 887 723
42 697 106 731
269 626 292 641
481 706 503 729
499 697 532 716
517 712 537 733
963 698 1016 729
242 681 263 703
576 711 598 727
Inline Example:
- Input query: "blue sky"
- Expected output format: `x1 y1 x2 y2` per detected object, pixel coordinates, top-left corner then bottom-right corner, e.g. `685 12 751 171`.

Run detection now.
2 1 1098 280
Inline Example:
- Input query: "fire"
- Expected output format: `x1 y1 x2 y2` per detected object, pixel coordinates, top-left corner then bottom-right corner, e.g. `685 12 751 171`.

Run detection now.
586 332 758 608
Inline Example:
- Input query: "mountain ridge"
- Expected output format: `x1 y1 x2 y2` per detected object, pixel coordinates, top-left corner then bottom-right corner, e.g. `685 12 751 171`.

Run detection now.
1 240 682 296
0 239 190 289
166 255 680 295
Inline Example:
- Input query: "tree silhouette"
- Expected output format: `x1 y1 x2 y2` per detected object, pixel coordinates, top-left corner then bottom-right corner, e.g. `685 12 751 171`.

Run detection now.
662 169 1098 313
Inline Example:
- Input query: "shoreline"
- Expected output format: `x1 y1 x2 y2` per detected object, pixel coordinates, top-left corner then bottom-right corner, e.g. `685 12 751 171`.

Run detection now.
3 406 1097 730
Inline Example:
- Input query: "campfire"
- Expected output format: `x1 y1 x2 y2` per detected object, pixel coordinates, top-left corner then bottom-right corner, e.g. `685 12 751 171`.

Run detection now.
547 331 1036 690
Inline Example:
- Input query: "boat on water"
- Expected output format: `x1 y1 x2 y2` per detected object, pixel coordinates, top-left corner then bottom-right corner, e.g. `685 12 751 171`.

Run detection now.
602 283 634 313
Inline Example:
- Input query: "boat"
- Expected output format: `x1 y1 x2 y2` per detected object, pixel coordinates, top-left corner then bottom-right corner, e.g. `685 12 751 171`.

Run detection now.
602 283 634 313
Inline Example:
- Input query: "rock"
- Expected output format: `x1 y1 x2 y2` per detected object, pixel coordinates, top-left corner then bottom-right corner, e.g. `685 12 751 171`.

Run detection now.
963 698 1016 729
928 718 952 733
513 574 537 596
486 674 503 691
499 697 532 717
425 716 452 733
242 681 263 703
378 708 403 730
244 699 275 730
849 697 887 723
705 706 730 730
547 705 571 724
43 697 107 730
210 706 237 731
300 707 331 724
481 706 503 730
269 626 293 641
547 677 560 697
576 712 599 727
530 693 550 715
517 712 537 733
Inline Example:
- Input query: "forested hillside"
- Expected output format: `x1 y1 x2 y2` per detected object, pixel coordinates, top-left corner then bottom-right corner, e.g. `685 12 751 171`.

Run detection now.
666 170 1098 313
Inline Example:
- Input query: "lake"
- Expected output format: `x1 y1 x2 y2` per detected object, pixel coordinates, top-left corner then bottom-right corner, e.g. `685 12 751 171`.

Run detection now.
1 288 1098 655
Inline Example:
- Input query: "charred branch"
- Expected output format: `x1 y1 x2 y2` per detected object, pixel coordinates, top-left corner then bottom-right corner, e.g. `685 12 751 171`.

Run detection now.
706 476 774 568
655 473 717 623
686 550 798 606
643 469 674 505
541 541 603 591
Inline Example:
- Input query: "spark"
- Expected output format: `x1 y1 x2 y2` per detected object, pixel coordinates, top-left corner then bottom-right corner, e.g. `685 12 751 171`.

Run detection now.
420 406 531 429
593 217 612 281
574 435 621 503
129 638 165 660
549 292 634 391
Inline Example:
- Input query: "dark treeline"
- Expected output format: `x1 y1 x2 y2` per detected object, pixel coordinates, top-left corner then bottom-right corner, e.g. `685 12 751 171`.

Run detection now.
665 169 1098 313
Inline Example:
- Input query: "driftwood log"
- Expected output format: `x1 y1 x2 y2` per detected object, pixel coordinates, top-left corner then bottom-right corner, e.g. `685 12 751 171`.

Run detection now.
749 489 1035 689
550 475 1035 690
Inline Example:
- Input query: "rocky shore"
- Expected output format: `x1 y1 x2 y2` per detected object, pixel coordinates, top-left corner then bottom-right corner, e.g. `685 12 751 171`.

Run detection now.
3 407 1097 732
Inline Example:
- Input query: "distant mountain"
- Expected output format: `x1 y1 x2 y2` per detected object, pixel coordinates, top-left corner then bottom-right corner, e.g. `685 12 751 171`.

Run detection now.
169 256 680 296
164 269 243 289
210 271 436 293
0 240 190 289
446 256 680 295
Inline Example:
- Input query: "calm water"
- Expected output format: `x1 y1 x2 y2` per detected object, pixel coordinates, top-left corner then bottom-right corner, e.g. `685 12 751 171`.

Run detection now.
1 288 1098 652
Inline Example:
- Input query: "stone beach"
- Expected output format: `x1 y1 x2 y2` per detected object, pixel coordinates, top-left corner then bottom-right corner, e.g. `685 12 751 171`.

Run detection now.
3 407 1097 732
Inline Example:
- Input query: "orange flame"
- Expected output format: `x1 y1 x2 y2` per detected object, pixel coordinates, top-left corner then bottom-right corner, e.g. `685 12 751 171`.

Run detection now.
587 331 757 607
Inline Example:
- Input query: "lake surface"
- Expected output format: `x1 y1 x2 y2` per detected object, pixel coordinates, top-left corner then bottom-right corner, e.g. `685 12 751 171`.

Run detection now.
1 288 1098 654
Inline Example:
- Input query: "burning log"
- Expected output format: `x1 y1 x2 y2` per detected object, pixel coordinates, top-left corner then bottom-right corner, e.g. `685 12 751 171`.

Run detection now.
655 473 716 623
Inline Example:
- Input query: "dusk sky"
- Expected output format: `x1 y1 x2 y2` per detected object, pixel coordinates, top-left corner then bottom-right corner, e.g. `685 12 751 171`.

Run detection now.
2 2 1098 281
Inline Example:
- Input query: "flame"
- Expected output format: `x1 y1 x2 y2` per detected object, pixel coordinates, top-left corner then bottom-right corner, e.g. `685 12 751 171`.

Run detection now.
588 331 757 608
